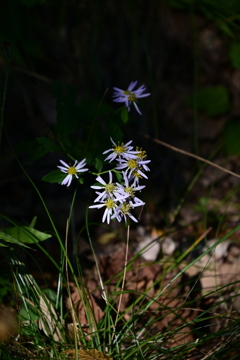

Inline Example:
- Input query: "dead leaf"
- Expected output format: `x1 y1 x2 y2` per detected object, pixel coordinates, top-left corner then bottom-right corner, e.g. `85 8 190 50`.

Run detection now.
64 348 112 359
38 294 63 341
66 284 104 333
0 306 18 342
23 274 63 341
84 245 200 347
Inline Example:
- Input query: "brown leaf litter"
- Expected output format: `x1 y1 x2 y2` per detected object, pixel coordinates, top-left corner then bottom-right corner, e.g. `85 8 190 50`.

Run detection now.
66 245 201 348
63 348 112 359
65 233 240 353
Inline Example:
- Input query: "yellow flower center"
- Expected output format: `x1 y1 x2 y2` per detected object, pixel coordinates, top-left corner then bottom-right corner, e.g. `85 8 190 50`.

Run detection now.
133 170 142 179
128 93 137 102
136 147 147 159
105 199 115 209
123 90 137 102
105 183 116 193
114 143 127 154
120 202 132 214
127 159 137 169
125 186 135 197
68 167 77 175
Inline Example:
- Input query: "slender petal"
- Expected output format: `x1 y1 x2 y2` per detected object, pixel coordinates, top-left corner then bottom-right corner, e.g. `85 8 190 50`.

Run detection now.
112 81 150 114
57 158 88 187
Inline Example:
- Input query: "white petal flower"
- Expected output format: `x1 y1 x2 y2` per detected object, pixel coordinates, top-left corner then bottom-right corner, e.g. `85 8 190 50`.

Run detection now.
135 147 151 171
89 194 127 224
103 137 139 163
128 169 148 187
112 81 150 115
122 171 145 191
91 171 125 202
57 159 88 187
116 158 151 175
89 200 114 224
111 201 144 223
116 172 145 206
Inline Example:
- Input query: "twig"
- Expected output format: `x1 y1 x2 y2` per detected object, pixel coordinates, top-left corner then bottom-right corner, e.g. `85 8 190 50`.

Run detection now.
143 133 240 180
12 65 51 83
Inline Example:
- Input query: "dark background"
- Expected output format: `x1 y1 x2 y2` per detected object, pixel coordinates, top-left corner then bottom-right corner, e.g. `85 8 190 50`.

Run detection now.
1 0 240 270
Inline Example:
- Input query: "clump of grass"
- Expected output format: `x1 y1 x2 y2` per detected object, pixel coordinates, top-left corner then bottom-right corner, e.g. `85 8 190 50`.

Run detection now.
1 194 240 360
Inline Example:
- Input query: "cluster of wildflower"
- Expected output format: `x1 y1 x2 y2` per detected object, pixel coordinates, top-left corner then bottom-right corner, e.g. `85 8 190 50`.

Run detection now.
56 81 150 223
89 138 151 224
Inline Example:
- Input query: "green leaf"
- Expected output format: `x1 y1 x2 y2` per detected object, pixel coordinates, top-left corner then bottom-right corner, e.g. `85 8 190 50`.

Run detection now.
15 137 62 161
20 306 39 322
115 171 123 183
0 231 30 248
230 42 240 68
224 120 240 155
78 177 84 185
95 157 103 173
42 289 57 305
36 137 61 152
121 107 129 123
187 86 229 117
3 226 51 244
42 170 66 184
29 216 37 228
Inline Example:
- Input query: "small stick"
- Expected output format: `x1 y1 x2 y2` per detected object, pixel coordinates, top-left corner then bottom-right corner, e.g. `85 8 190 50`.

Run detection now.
143 133 240 180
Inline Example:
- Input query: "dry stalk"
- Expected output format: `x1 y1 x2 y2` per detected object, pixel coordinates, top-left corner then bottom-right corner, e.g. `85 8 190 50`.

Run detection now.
143 133 240 180
112 225 130 340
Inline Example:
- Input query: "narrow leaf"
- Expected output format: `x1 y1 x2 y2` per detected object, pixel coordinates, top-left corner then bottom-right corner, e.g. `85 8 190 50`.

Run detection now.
29 216 37 228
0 231 30 248
3 226 51 244
121 106 129 123
36 137 61 152
115 171 123 183
95 158 103 173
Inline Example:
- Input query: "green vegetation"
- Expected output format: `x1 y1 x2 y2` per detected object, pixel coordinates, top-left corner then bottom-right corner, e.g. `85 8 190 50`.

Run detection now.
1 1 240 359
